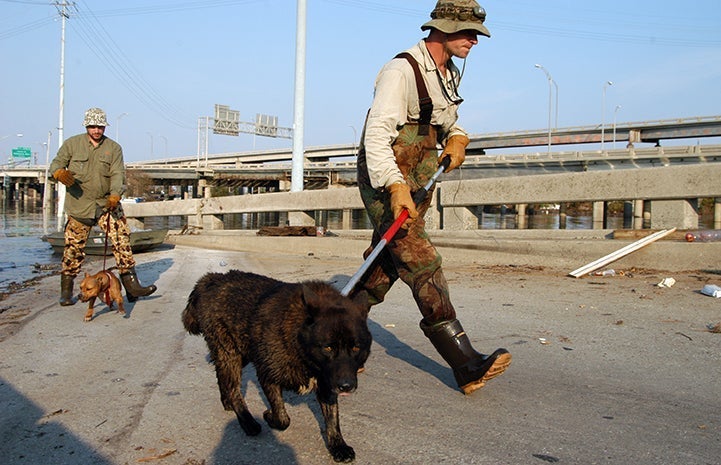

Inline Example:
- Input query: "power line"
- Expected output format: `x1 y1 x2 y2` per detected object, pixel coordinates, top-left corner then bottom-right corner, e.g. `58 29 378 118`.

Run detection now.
71 1 195 129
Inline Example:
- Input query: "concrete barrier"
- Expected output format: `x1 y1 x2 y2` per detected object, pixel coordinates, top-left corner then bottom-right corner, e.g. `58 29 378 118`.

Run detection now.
123 163 721 231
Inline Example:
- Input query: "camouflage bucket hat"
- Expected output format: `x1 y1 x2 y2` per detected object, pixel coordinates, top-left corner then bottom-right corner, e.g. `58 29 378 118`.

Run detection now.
421 0 490 38
83 107 109 127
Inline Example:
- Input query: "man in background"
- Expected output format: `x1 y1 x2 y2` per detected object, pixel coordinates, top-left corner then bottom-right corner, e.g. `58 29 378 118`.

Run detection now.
50 107 157 307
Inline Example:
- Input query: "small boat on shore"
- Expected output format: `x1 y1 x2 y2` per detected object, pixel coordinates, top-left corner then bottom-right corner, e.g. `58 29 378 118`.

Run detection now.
42 229 168 255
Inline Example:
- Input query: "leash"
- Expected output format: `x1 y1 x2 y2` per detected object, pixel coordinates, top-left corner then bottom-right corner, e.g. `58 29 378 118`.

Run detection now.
102 210 111 271
341 157 450 297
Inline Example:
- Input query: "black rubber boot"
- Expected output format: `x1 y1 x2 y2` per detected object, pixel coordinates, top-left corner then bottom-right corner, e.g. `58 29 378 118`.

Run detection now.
120 267 157 302
421 319 511 395
59 274 76 306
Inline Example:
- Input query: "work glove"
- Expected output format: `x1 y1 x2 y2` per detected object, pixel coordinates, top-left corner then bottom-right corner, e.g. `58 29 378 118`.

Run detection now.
106 194 121 210
387 182 418 223
53 168 75 186
439 134 469 173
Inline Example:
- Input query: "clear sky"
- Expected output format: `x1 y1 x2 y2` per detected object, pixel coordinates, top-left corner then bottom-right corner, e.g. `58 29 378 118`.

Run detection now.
1 0 720 162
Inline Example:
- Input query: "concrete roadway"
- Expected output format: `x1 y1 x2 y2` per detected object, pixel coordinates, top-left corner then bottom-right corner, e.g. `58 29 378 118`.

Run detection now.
1 234 720 465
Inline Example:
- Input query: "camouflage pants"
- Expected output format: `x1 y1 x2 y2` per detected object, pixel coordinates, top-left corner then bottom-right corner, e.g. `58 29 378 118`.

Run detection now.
356 123 456 325
61 212 136 277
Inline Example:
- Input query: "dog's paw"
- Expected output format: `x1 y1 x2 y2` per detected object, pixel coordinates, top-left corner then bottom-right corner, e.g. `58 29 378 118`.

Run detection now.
263 409 290 430
329 443 355 463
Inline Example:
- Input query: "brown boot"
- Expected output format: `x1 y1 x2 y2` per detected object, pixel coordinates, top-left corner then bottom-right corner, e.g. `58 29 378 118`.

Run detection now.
120 267 157 302
59 274 76 306
421 319 511 395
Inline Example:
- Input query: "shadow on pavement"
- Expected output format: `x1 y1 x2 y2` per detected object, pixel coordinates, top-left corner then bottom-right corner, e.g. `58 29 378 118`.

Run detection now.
0 377 113 465
366 319 456 391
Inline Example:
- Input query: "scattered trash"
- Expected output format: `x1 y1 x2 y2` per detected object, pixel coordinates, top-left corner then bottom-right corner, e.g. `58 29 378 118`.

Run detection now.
592 269 615 277
707 323 721 333
538 337 550 345
685 229 721 242
384 323 396 328
219 260 227 267
657 277 676 288
700 284 721 298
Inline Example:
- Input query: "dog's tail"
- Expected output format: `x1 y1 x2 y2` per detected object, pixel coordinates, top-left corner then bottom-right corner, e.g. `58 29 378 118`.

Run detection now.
181 289 202 335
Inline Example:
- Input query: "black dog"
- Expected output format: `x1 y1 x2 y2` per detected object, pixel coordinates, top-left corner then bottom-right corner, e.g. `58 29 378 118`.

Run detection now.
182 270 371 463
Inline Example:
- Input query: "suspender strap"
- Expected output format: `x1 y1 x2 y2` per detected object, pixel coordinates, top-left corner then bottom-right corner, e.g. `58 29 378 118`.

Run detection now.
395 52 433 135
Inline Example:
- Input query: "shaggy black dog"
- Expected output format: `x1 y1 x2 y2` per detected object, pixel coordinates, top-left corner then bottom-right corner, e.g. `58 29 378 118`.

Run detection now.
182 270 371 463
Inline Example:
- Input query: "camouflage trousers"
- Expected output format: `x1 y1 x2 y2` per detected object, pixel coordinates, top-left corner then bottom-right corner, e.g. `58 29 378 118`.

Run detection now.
61 212 136 277
355 123 456 325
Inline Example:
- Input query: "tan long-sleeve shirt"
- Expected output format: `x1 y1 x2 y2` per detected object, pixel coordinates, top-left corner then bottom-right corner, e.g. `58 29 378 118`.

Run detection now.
362 39 468 189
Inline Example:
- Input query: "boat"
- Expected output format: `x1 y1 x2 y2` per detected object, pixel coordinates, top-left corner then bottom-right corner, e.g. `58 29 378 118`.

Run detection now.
42 229 168 255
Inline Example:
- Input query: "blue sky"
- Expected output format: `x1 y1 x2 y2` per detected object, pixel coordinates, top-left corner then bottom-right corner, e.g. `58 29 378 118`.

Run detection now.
1 0 720 162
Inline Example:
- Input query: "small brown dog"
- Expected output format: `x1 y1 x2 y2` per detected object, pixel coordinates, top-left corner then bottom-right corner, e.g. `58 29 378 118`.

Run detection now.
78 269 125 321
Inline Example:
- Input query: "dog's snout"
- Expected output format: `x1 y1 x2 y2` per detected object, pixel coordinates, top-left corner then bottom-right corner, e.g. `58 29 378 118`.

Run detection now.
337 380 356 393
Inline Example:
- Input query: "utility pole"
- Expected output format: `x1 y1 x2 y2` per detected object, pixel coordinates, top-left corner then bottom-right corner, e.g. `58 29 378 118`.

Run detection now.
291 0 306 193
53 1 76 230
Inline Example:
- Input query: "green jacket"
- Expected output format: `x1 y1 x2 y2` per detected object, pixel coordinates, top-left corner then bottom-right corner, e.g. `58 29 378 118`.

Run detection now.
49 133 126 220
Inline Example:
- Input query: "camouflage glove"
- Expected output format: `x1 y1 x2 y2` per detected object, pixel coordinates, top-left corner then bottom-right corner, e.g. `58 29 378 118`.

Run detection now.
439 134 470 173
387 182 418 222
53 168 75 186
106 194 121 210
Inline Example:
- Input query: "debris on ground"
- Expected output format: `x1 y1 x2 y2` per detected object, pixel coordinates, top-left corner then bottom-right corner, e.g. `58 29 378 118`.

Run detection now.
701 284 721 298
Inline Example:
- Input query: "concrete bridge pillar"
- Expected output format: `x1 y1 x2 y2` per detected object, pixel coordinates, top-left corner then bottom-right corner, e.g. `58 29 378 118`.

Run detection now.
516 203 527 229
648 199 699 229
425 188 441 231
342 209 352 230
443 206 478 230
203 214 224 230
288 211 315 226
715 198 721 229
592 201 605 229
634 200 645 229
127 217 145 230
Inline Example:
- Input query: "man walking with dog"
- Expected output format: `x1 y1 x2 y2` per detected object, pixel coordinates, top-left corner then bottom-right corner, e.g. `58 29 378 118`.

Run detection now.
50 107 157 307
354 0 511 395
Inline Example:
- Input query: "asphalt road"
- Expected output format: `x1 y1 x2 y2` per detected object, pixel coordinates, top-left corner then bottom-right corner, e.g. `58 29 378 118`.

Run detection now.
1 239 720 465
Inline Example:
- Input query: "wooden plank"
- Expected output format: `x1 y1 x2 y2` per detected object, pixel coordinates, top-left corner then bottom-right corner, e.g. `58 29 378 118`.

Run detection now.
612 229 688 241
568 228 677 278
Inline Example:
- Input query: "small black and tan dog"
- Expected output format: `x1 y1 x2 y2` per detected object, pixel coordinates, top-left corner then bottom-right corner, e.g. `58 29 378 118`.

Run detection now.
182 270 372 463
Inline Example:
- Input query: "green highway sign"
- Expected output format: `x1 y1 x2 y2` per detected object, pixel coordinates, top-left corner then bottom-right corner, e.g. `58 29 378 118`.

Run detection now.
11 147 32 158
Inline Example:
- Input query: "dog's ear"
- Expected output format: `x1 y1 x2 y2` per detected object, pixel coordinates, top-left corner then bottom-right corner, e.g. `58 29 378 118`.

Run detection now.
300 284 321 317
351 290 371 316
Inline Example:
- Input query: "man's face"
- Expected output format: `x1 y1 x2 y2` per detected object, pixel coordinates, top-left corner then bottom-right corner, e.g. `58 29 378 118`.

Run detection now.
445 30 479 59
86 125 106 143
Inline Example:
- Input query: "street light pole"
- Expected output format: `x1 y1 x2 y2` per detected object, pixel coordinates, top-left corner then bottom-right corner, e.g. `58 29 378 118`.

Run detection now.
1 134 23 164
613 105 622 148
116 112 128 142
43 130 52 232
349 125 357 155
601 81 613 151
535 64 556 152
158 135 168 157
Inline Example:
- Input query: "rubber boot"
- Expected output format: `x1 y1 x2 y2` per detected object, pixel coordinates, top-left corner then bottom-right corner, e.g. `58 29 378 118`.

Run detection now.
421 319 511 395
59 274 76 306
120 267 157 302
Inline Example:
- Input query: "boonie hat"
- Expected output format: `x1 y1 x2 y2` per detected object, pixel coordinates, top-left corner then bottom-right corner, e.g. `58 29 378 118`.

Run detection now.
421 0 491 38
83 107 109 127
